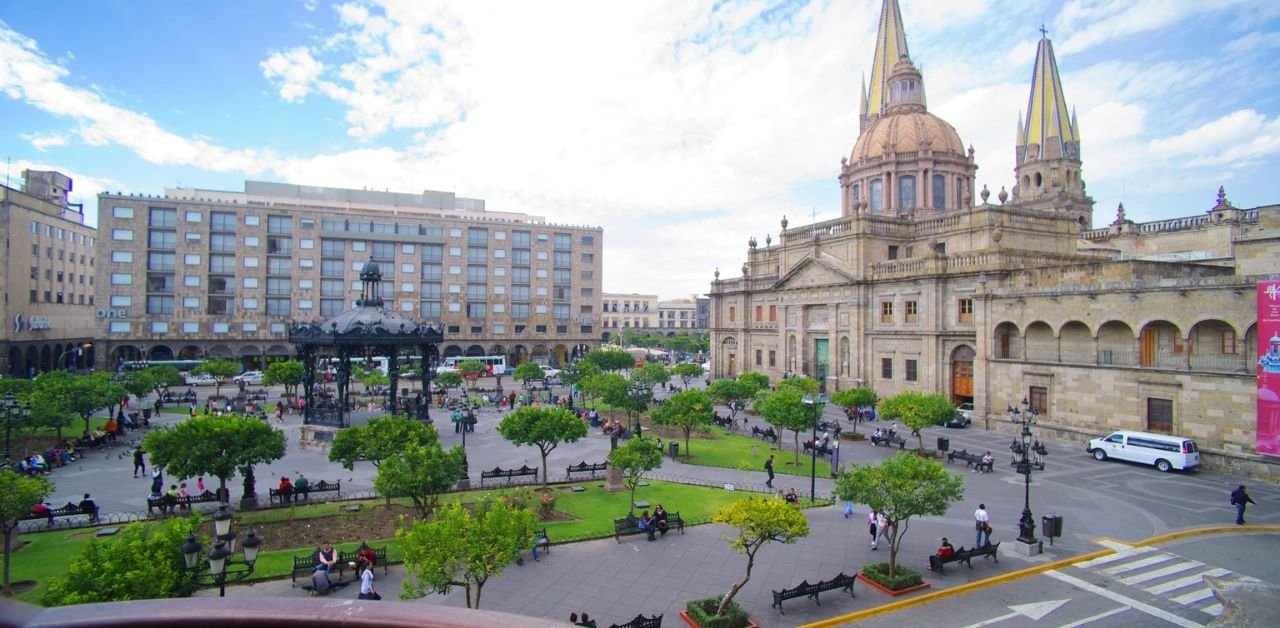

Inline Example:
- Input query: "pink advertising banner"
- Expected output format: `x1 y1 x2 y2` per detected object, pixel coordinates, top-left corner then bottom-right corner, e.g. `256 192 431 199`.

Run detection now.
1258 281 1280 457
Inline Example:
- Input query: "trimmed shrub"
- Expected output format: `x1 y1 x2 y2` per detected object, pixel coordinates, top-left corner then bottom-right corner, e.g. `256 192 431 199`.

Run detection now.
685 595 750 628
861 561 924 590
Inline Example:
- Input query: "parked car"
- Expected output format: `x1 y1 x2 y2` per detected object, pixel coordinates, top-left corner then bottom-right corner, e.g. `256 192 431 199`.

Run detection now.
945 403 974 428
184 373 218 386
1086 430 1200 472
232 371 263 385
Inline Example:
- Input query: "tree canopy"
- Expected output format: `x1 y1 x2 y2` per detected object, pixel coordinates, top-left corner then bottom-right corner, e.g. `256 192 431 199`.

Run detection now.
583 348 636 372
671 363 704 389
512 362 545 387
496 407 588 485
737 371 770 393
192 359 241 396
706 378 751 424
434 370 463 392
375 442 466 519
1 469 53 595
143 414 286 498
878 391 955 451
649 389 714 456
455 359 489 384
776 375 819 395
833 452 964 577
712 496 810 616
608 437 663 515
399 499 536 609
143 365 184 392
329 415 440 470
41 515 200 606
760 389 817 465
634 362 670 390
263 360 304 397
557 361 601 389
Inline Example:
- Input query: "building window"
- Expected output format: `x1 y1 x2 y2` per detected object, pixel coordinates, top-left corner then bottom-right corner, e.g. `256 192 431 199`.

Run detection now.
755 350 762 366
870 178 884 213
881 358 893 379
932 174 946 210
210 212 236 232
769 350 776 367
880 301 893 323
146 295 175 315
729 306 736 322
958 298 974 324
905 359 918 382
267 215 292 234
111 229 134 241
1146 398 1173 434
898 175 917 210
110 273 132 285
755 306 762 322
769 305 777 322
148 207 177 228
111 251 133 263
182 322 199 333
108 322 131 334
905 300 918 323
1222 331 1237 354
112 207 133 219
1028 386 1048 414
266 298 291 316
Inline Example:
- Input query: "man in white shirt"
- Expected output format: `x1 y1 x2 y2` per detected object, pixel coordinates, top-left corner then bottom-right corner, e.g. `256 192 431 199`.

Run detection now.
974 504 990 547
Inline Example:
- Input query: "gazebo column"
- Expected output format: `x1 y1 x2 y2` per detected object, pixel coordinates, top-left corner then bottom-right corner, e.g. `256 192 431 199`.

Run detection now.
388 347 400 415
420 345 433 422
301 346 315 425
338 348 353 427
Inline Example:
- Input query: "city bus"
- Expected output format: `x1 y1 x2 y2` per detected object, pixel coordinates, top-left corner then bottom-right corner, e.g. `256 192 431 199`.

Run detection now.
435 355 508 377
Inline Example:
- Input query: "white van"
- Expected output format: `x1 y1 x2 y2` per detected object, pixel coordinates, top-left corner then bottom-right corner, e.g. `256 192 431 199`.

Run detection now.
1086 430 1200 472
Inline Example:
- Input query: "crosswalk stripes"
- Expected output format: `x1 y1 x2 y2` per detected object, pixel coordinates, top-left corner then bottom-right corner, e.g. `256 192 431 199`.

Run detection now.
1074 546 1261 618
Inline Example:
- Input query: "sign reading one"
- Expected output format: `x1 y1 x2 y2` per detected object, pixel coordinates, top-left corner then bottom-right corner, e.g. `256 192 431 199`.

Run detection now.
96 309 129 319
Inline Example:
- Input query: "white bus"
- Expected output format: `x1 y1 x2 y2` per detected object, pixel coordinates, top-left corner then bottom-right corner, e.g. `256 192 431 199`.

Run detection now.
435 355 508 377
1086 430 1200 472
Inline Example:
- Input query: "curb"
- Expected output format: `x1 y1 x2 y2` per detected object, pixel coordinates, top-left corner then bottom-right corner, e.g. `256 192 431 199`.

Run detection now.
801 525 1280 627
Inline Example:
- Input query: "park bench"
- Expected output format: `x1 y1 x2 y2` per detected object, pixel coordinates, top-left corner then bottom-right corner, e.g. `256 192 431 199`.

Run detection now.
566 461 608 480
338 546 389 576
23 504 92 525
270 480 340 504
929 542 1001 575
292 545 385 586
802 441 834 458
869 432 906 449
479 465 539 487
752 426 778 442
947 449 993 473
173 490 226 509
770 572 857 614
613 512 685 542
608 613 663 628
712 414 734 429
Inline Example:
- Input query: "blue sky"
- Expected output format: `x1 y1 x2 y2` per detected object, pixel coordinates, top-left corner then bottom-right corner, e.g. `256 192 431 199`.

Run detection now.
3 0 1279 298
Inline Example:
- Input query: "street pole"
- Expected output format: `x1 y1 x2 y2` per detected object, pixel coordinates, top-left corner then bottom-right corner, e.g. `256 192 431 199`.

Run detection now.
1010 399 1041 553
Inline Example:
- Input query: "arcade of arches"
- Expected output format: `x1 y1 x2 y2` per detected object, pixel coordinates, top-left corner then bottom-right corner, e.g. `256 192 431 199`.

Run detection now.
5 340 96 377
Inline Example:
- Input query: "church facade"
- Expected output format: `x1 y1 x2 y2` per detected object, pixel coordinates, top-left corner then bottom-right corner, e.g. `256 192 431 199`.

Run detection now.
708 0 1279 477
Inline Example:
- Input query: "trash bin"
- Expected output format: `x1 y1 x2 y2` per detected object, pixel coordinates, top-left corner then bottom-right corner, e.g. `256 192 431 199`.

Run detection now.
1042 514 1063 545
937 437 950 452
669 442 679 459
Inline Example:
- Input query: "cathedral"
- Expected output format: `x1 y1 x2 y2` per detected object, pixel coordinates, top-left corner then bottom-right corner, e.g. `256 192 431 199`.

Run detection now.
708 0 1279 477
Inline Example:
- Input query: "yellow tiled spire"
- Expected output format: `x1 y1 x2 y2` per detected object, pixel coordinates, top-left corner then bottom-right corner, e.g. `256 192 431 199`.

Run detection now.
862 0 911 132
1018 31 1078 163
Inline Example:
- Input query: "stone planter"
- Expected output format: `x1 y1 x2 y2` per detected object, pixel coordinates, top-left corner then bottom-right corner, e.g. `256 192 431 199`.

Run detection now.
678 611 759 628
856 572 931 597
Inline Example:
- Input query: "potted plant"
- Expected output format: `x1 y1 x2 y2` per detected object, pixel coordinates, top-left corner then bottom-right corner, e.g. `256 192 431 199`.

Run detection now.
681 496 808 627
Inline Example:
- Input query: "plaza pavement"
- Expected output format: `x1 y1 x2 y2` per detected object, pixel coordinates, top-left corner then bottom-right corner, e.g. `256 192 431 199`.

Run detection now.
28 385 1280 626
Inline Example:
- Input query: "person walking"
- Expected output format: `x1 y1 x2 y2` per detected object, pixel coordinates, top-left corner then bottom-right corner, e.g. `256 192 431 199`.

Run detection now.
132 448 146 478
868 510 882 550
1231 485 1256 525
764 454 776 489
974 503 991 547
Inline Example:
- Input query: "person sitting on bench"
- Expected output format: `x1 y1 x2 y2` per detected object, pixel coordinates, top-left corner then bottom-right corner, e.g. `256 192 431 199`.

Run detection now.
785 488 800 505
980 451 994 472
639 510 655 541
78 494 99 523
927 538 955 571
315 542 338 572
652 505 671 538
31 501 54 526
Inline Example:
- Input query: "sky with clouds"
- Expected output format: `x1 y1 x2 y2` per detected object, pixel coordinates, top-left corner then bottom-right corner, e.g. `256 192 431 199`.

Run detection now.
2 0 1278 299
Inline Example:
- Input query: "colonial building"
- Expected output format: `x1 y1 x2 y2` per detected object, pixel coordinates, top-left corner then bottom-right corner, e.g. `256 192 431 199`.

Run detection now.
657 297 701 334
600 293 659 339
96 180 602 371
709 0 1278 476
0 170 99 376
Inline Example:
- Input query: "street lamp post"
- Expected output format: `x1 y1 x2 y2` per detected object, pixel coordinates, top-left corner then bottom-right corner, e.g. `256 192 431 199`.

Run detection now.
2 393 32 466
180 503 262 597
1007 398 1041 553
56 343 93 372
628 383 650 437
802 393 827 505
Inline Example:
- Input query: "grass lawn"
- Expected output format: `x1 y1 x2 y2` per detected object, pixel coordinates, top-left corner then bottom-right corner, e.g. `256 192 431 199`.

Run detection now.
679 426 822 477
6 528 91 604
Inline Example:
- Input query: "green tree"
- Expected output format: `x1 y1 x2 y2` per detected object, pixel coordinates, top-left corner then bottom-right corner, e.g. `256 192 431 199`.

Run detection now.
558 361 600 389
142 365 184 395
375 443 466 518
41 515 200 605
496 407 589 485
879 391 955 451
635 362 670 390
600 375 649 432
584 348 635 372
512 362 545 388
329 415 441 470
608 438 664 515
456 359 488 388
650 389 714 456
711 496 810 616
362 368 390 392
706 378 751 425
192 359 241 397
737 371 770 393
671 363 703 389
833 452 965 578
776 375 819 395
760 389 816 465
399 499 536 609
26 371 78 442
143 414 286 501
582 372 628 415
830 387 877 428
70 372 127 436
434 370 464 393
263 360 304 398
116 370 156 402
1 469 52 596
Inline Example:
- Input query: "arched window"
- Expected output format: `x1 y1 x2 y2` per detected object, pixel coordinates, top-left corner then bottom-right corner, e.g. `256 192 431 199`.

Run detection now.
852 183 860 203
956 179 964 208
932 174 946 210
870 179 884 213
899 175 916 210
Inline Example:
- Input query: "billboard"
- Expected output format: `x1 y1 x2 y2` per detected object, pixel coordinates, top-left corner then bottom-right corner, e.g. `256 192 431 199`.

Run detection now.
1258 280 1280 457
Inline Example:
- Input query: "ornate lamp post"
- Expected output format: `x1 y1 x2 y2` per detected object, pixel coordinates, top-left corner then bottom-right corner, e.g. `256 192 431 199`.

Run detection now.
627 382 650 437
802 393 827 505
1007 398 1041 553
180 503 262 597
2 393 32 466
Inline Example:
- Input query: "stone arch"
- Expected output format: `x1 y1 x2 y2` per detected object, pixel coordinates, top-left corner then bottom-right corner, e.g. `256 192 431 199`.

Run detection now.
442 345 463 358
239 345 262 357
465 344 485 357
25 346 39 376
1189 318 1245 372
667 332 676 338
488 345 506 358
53 344 64 368
950 345 975 404
1059 321 1093 364
1138 320 1182 368
552 344 568 366
40 344 52 372
721 336 738 377
992 321 1021 359
531 345 550 364
178 345 204 360
207 345 234 359
511 345 528 365
83 345 95 371
110 345 141 368
600 331 611 344
8 346 22 377
148 345 175 361
1025 321 1056 362
266 345 291 357
1244 323 1258 368
1096 320 1135 366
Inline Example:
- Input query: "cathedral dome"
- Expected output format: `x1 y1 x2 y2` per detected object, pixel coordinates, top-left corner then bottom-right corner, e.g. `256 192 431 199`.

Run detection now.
850 110 966 164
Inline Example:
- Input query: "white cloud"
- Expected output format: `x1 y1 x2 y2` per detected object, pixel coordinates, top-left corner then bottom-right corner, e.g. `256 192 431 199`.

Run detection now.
1054 0 1251 55
1149 109 1280 167
20 131 68 151
260 47 324 102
